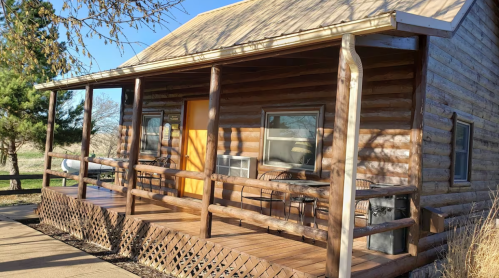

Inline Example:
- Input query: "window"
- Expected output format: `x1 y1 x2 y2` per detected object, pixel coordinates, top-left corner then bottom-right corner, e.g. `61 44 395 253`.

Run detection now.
451 112 473 186
454 121 471 181
141 114 162 154
262 108 322 171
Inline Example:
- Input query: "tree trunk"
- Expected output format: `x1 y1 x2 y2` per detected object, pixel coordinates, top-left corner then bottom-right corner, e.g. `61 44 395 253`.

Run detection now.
8 138 21 190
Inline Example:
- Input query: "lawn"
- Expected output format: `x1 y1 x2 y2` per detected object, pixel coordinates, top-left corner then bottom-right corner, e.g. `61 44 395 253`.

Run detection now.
0 139 116 205
0 171 64 190
0 141 112 191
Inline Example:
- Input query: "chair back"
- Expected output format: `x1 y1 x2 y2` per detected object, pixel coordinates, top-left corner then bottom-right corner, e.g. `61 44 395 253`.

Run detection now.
355 179 374 215
314 179 374 214
258 170 293 196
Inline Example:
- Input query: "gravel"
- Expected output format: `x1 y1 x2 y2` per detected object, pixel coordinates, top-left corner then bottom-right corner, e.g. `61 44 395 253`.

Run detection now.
28 223 173 278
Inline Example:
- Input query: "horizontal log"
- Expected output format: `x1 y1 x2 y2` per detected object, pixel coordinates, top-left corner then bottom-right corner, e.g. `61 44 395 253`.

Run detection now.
355 185 417 200
130 188 202 210
421 191 494 208
422 154 451 169
208 204 328 241
82 177 127 194
211 174 329 199
0 189 42 195
84 157 129 169
0 174 43 180
45 169 79 181
421 181 449 196
48 152 80 160
438 199 493 218
423 141 451 156
134 164 205 180
353 218 415 238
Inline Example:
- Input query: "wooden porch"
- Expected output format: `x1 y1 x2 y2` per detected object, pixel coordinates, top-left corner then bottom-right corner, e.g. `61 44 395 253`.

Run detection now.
37 32 435 277
41 186 410 277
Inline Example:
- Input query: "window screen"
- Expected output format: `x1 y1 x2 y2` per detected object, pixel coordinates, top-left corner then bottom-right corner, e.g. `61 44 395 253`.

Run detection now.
454 121 470 181
141 115 161 153
263 112 318 170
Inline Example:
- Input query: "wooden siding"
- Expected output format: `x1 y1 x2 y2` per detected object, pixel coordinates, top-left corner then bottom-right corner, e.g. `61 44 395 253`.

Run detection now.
118 48 416 222
422 0 498 226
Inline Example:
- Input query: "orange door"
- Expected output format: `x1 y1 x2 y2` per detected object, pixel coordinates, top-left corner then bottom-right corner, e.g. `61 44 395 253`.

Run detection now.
181 100 209 198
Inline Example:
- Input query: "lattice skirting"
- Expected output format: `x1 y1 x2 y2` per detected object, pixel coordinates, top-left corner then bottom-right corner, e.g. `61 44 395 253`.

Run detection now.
39 188 315 278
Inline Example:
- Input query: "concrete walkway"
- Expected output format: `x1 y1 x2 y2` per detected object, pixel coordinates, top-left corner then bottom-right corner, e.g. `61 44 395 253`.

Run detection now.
0 204 38 221
0 214 138 278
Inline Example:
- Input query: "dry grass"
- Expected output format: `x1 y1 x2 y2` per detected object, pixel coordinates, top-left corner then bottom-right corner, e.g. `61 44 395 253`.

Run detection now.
0 135 118 175
441 191 499 278
0 194 41 207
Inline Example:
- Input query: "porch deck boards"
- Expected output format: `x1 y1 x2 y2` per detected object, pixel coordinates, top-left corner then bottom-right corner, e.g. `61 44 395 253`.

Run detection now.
48 186 409 277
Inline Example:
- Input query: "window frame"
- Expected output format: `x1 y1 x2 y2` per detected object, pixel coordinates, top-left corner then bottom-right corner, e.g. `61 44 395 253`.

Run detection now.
258 105 324 176
140 111 164 156
450 112 473 187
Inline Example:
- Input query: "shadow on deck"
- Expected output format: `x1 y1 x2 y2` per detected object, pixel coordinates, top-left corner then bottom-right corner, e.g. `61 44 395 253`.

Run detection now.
39 186 410 277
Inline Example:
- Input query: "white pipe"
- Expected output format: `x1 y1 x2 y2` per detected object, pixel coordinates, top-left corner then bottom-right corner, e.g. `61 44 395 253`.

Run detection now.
338 33 363 278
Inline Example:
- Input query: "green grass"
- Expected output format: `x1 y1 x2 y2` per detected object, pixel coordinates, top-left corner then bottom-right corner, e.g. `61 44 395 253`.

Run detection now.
0 171 63 190
16 151 45 159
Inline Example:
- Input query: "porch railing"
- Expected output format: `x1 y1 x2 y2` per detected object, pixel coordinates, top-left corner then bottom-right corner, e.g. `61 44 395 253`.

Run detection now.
44 151 418 242
45 152 418 243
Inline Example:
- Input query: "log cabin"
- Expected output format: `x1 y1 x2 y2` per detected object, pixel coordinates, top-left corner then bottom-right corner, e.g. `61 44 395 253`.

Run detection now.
35 0 498 277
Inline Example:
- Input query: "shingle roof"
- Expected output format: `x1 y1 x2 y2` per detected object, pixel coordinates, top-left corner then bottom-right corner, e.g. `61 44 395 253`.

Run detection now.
120 0 470 68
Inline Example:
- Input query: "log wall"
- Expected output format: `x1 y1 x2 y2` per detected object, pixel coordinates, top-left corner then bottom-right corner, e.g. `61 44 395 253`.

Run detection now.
118 48 416 222
422 0 498 222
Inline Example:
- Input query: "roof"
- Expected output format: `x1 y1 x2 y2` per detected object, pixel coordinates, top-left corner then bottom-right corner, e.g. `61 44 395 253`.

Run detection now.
35 0 474 90
120 0 472 68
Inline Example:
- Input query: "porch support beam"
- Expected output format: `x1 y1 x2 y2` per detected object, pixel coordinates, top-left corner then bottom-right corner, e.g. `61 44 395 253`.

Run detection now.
126 78 144 215
338 34 363 278
200 65 222 239
326 36 351 278
42 90 57 188
407 35 429 256
78 85 93 199
326 33 363 278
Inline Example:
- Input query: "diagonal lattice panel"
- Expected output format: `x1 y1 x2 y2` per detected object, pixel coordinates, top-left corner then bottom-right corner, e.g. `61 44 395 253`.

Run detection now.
39 188 315 278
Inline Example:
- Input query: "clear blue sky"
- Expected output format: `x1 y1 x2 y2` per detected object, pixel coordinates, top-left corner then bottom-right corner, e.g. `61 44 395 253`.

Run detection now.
62 0 240 103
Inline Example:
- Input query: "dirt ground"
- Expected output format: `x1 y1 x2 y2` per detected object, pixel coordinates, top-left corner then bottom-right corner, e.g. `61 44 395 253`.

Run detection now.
29 223 173 278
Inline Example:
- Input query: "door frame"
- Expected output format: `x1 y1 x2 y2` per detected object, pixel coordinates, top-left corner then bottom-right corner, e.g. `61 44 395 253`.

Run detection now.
179 98 209 197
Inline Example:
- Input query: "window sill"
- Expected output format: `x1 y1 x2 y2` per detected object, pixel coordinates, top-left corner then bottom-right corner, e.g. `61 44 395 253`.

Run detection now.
257 164 321 180
452 181 471 187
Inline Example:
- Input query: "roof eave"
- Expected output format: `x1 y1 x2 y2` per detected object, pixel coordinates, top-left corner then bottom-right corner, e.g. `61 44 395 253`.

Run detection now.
34 13 396 91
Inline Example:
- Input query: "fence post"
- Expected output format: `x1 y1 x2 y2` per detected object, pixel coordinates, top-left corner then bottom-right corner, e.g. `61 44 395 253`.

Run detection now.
200 65 222 239
78 85 93 199
126 78 144 215
43 90 57 188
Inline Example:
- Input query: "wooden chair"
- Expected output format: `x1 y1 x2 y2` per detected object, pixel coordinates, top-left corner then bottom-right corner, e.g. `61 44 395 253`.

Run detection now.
313 179 374 229
240 170 293 231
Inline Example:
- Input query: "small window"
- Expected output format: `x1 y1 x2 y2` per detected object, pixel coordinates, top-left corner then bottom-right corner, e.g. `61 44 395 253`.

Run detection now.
263 111 319 170
141 114 162 153
454 121 471 181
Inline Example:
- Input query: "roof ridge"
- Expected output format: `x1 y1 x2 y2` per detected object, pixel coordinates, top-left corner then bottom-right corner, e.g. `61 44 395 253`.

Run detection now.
198 0 260 16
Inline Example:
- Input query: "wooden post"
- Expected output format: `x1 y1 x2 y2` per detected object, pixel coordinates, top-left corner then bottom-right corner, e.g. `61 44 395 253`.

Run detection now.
326 42 351 278
199 65 222 239
408 35 429 256
126 78 144 215
78 85 93 199
116 87 125 185
338 34 363 278
42 91 57 188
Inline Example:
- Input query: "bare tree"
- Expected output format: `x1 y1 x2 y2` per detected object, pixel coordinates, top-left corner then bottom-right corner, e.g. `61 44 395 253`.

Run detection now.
0 0 186 78
91 93 120 157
